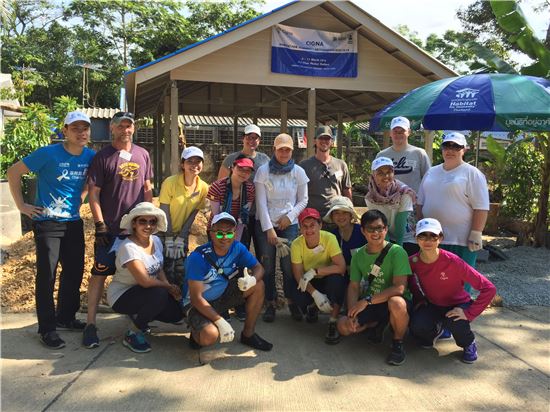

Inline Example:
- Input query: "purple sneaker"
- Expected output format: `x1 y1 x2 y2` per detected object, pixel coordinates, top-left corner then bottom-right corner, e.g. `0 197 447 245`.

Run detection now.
439 328 452 340
462 340 478 364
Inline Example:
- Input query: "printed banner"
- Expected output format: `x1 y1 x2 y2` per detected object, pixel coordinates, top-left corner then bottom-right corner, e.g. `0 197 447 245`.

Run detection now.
271 24 357 78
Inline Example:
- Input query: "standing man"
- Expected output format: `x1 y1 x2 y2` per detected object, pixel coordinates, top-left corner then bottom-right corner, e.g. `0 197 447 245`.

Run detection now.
83 111 153 349
376 116 431 192
300 126 352 219
7 111 95 349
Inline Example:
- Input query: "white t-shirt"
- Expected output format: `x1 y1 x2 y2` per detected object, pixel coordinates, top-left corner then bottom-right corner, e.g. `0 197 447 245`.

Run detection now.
107 236 164 306
418 163 489 246
365 193 415 244
254 163 309 231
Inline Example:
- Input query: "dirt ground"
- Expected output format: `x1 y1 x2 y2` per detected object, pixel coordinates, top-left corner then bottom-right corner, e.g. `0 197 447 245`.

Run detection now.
0 202 209 313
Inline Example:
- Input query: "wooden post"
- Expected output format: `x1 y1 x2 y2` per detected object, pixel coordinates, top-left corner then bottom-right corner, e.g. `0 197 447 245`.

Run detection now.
163 95 171 180
280 99 288 133
170 81 179 175
337 112 343 158
424 130 434 163
307 88 316 158
383 131 391 149
233 117 239 152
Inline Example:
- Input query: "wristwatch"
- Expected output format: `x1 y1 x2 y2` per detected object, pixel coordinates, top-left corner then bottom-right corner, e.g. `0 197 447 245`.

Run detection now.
363 295 372 305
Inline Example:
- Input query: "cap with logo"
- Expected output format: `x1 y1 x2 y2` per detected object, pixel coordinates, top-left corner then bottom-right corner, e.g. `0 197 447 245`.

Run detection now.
415 218 443 236
111 111 135 125
181 146 204 160
244 124 261 137
442 132 468 147
390 116 410 130
371 157 395 171
64 111 91 126
274 133 294 150
211 212 237 226
316 125 333 139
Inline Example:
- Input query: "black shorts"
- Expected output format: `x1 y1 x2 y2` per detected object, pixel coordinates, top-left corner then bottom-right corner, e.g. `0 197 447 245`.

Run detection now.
357 298 412 326
184 277 245 332
91 235 128 276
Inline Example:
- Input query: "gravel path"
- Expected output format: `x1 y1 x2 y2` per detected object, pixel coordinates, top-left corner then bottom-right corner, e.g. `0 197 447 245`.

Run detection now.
477 245 550 307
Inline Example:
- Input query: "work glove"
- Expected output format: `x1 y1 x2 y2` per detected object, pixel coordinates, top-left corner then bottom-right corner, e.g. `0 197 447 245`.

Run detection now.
312 290 333 313
468 230 483 252
275 237 291 258
173 236 185 259
164 237 175 258
214 318 235 343
238 267 256 292
94 221 111 247
297 269 316 292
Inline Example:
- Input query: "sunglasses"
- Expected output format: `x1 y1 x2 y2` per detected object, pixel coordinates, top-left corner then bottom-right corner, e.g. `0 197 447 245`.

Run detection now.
244 134 260 140
113 111 135 119
375 169 394 177
136 218 157 226
321 164 331 179
442 143 464 151
417 233 440 241
364 225 386 233
212 230 235 239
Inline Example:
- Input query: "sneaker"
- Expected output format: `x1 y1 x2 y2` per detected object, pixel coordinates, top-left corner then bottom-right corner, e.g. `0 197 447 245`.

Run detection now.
40 331 65 349
189 334 201 350
305 304 318 323
325 321 340 345
240 332 273 351
56 319 86 331
82 324 100 349
420 326 445 349
288 303 303 321
439 328 452 340
366 321 386 344
387 340 406 366
462 340 478 364
122 330 151 353
262 304 276 323
235 305 246 322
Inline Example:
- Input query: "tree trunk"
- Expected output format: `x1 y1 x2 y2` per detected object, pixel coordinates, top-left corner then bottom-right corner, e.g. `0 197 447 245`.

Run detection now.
534 134 550 247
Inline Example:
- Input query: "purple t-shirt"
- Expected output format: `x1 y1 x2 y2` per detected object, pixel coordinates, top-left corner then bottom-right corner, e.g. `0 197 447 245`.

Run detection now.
87 144 152 235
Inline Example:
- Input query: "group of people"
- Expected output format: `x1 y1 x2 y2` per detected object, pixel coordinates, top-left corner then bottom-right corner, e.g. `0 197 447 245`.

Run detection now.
7 110 496 367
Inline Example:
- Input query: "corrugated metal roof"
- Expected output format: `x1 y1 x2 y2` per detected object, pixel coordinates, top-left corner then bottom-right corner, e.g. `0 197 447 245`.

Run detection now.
80 108 120 119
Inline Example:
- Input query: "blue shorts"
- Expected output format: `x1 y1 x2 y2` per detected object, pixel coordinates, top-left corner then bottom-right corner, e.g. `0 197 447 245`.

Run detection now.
91 235 128 276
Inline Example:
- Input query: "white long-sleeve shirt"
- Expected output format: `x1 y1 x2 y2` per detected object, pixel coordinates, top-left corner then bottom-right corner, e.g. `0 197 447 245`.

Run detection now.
254 163 309 231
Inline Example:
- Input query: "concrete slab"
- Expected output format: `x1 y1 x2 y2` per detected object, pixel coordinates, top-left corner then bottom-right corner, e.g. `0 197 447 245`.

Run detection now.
1 307 549 411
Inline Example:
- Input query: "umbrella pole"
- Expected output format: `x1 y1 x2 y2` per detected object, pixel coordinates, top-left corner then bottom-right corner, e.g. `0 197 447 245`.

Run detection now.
474 131 481 168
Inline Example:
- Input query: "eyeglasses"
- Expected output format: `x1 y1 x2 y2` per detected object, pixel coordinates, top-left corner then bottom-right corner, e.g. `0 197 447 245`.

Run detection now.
442 143 464 151
417 233 440 241
375 169 394 177
212 230 235 239
113 111 135 120
364 225 386 233
136 218 158 226
244 134 260 140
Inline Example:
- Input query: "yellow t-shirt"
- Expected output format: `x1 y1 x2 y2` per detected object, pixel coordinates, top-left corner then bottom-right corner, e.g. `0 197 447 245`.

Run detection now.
291 230 342 272
159 174 209 233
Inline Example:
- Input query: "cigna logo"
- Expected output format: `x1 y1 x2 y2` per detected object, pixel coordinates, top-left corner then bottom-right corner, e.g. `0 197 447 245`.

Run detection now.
455 88 479 99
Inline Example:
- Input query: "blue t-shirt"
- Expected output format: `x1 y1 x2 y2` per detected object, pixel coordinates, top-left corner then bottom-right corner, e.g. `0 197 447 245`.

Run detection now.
331 224 367 266
23 143 95 221
183 241 258 305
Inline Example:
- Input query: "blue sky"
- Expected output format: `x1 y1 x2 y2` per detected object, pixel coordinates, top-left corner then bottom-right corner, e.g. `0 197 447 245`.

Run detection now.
262 0 548 42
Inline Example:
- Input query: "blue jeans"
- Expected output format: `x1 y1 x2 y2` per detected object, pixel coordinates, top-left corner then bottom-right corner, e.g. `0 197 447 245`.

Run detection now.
255 223 299 302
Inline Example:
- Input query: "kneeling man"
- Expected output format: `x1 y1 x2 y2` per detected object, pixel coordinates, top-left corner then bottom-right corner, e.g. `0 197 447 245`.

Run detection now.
337 210 412 365
183 212 272 351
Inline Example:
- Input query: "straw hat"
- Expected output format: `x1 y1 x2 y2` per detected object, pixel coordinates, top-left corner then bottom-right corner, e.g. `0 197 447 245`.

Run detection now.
323 196 360 223
119 202 167 233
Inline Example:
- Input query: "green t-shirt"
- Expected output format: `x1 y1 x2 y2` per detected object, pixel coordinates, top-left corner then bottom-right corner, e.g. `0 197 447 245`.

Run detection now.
291 230 342 272
350 243 412 300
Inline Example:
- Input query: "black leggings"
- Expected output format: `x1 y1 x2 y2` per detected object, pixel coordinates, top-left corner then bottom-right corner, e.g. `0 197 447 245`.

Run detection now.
112 285 183 330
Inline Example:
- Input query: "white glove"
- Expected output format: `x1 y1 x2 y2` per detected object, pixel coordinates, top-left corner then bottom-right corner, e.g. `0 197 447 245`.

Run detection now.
237 267 257 292
312 290 333 313
468 230 483 252
214 318 235 343
297 269 316 292
173 236 185 259
164 237 175 258
275 237 290 258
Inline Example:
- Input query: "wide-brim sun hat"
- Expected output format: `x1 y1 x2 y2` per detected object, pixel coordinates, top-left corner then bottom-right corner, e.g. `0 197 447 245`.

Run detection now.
323 196 360 223
120 202 167 234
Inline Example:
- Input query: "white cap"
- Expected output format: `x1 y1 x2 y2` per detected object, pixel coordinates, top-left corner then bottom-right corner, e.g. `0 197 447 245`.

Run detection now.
416 218 443 236
181 146 204 160
371 157 395 171
211 212 237 226
390 116 410 130
443 132 468 147
244 124 261 137
64 111 91 125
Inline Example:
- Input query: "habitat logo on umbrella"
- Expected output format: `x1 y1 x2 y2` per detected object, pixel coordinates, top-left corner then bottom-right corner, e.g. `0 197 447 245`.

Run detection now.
449 88 480 112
